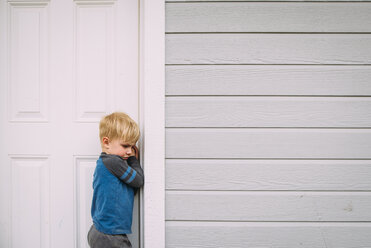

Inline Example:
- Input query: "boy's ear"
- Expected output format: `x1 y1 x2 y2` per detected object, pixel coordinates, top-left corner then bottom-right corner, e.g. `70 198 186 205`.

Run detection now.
102 137 110 147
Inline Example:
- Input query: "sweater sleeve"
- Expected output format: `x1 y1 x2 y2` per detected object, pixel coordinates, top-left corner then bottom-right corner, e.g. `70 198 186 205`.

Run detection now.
101 154 144 188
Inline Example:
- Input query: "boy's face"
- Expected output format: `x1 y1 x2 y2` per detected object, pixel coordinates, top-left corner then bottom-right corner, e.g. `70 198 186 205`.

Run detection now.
102 137 134 160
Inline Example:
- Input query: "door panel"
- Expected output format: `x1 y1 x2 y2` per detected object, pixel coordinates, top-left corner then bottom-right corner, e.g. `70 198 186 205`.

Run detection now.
0 0 139 247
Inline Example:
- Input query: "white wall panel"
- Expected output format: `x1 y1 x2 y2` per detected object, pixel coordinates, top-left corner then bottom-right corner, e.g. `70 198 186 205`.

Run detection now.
11 156 50 248
166 34 371 64
166 128 371 159
166 65 371 96
166 222 371 248
8 2 49 122
166 97 371 127
166 191 371 221
75 157 96 248
168 0 371 1
166 159 371 191
165 1 371 247
75 1 115 122
166 3 371 32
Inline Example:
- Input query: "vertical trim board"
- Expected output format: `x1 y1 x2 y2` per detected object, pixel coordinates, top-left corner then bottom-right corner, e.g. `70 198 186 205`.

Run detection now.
140 0 166 247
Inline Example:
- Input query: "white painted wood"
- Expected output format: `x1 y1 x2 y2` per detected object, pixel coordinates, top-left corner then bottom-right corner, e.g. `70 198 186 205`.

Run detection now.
75 3 115 122
140 0 166 247
0 0 8 246
8 2 49 122
166 96 371 127
1 2 52 247
0 0 140 247
166 159 371 191
166 191 371 221
11 156 50 248
166 222 371 248
166 128 371 159
75 157 96 248
73 0 139 122
166 3 371 32
166 34 371 64
166 65 371 96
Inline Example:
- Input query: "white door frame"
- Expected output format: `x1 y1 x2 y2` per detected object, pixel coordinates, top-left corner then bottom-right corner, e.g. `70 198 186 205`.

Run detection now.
139 1 165 247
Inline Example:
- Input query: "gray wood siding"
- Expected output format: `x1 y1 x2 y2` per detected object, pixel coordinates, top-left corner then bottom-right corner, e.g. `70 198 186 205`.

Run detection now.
166 160 371 190
166 191 371 221
166 129 371 158
167 34 371 64
166 97 371 127
169 0 371 1
166 65 371 96
166 3 371 32
166 222 371 248
165 1 371 247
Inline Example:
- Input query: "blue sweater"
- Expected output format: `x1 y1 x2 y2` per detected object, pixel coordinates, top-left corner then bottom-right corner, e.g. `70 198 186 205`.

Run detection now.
91 152 144 234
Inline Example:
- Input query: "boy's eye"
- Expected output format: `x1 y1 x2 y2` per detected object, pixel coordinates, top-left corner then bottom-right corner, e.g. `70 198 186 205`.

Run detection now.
122 145 132 148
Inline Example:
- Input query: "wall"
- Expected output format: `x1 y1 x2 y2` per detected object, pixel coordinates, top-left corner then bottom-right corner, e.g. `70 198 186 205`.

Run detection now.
165 1 371 247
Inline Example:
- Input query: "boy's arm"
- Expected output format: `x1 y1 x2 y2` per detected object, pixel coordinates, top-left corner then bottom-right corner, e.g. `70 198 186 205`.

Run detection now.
126 156 144 193
101 154 144 188
125 156 144 187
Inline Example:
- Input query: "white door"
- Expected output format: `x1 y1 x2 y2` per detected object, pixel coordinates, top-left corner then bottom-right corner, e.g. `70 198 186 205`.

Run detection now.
0 0 140 247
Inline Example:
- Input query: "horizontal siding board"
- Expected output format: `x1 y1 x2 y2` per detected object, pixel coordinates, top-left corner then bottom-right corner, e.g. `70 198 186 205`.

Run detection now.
166 3 371 33
166 191 371 221
166 222 371 248
165 2 371 247
166 34 371 64
166 96 371 127
166 128 371 158
166 65 371 96
168 0 371 2
166 159 371 190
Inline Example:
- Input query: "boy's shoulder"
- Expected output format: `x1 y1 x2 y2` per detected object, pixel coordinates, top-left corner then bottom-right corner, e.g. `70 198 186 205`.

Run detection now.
98 153 128 178
99 152 124 166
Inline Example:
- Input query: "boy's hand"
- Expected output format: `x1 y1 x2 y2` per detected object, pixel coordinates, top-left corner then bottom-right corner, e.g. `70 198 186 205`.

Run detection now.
131 145 139 160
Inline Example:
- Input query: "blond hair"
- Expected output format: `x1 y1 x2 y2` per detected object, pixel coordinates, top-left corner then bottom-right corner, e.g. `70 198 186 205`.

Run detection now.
99 112 140 145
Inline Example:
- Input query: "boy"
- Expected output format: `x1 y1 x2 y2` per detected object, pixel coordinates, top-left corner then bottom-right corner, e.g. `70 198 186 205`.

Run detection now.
88 112 144 248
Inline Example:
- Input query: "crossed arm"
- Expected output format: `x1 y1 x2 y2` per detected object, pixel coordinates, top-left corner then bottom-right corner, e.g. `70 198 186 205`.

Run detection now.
101 153 144 188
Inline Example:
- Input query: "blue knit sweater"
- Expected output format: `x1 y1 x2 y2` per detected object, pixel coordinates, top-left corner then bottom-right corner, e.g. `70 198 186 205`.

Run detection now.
91 152 144 234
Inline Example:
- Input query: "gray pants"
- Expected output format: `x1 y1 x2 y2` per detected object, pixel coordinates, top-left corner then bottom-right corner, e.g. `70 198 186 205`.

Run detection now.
87 224 132 248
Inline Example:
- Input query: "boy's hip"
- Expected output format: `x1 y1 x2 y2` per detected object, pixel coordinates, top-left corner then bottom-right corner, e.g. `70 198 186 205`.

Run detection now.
87 224 132 248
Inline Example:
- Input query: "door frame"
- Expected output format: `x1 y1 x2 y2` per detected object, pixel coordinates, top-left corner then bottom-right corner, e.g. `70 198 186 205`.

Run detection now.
0 0 165 247
139 1 165 247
